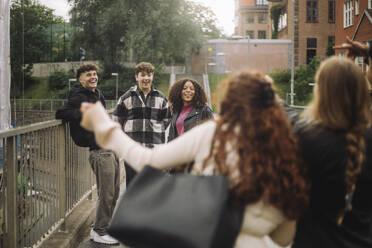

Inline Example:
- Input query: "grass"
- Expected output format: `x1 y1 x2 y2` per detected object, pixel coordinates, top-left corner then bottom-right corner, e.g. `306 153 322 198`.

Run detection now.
208 73 230 111
23 77 51 99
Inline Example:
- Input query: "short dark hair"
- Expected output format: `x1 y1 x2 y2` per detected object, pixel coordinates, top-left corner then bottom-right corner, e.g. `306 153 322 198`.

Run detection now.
135 62 155 76
76 64 99 79
168 78 207 112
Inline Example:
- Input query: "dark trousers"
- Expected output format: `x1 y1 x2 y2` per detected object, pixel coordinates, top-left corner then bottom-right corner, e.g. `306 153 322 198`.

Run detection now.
124 162 137 187
89 149 120 236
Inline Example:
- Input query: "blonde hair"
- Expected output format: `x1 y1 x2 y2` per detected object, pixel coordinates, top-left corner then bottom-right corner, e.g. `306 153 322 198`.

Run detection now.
301 57 371 221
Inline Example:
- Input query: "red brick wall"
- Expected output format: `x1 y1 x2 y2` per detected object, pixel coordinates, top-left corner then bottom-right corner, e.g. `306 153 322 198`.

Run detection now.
335 0 372 55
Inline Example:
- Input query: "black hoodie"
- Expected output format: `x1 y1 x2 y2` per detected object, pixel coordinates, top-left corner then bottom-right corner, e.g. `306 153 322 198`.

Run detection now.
56 84 105 150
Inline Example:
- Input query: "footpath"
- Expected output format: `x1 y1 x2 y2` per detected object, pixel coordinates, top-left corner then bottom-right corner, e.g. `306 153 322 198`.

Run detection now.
40 167 127 248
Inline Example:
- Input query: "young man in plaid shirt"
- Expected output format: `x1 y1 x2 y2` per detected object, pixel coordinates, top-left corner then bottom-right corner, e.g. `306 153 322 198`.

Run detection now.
113 62 171 185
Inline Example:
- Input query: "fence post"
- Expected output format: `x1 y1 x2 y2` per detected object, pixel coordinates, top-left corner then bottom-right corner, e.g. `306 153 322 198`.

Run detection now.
6 136 18 247
58 124 67 231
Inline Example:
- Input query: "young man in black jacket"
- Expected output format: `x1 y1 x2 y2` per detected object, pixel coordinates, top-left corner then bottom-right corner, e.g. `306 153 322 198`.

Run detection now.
55 64 119 245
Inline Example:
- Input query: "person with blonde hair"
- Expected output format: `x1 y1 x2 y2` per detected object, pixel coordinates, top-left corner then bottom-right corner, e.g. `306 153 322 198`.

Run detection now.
292 56 372 248
80 71 309 247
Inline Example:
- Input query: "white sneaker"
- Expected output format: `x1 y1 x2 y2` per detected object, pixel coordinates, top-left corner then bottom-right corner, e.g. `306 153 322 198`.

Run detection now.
93 232 119 245
90 229 97 240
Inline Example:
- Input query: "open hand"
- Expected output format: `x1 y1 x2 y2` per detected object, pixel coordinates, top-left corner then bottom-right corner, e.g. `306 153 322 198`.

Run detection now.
345 36 369 59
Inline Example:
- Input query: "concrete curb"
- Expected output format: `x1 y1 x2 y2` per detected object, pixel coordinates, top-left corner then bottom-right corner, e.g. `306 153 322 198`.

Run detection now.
39 190 97 248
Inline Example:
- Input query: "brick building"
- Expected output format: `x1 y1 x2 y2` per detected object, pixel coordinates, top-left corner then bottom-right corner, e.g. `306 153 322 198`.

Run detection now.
333 0 372 71
268 0 336 66
234 0 271 39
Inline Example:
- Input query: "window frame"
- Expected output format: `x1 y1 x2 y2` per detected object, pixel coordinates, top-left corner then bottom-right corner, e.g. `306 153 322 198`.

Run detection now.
306 0 318 23
246 15 254 24
328 0 335 23
255 0 268 6
344 0 354 28
258 13 267 24
258 30 266 39
246 30 255 39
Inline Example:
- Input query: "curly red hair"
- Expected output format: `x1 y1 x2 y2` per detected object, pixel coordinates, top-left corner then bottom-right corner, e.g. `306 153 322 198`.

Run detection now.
203 71 309 220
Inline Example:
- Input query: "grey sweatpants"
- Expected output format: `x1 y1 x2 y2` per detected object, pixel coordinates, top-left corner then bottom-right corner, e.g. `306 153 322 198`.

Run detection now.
89 149 120 236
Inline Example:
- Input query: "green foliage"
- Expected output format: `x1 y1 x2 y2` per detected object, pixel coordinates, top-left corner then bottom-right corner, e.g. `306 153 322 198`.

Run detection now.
270 4 285 39
294 57 320 105
68 0 222 68
326 42 335 57
48 70 74 90
270 57 320 106
270 69 291 101
10 0 64 97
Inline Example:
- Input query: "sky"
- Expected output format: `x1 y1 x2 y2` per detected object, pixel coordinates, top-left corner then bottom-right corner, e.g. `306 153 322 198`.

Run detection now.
37 0 235 36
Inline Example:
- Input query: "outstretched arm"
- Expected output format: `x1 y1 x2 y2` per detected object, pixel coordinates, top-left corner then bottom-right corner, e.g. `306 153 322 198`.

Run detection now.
345 37 372 84
80 102 215 172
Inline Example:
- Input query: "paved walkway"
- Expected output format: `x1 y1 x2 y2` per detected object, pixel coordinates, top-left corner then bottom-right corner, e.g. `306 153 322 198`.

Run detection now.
77 180 128 248
77 236 128 248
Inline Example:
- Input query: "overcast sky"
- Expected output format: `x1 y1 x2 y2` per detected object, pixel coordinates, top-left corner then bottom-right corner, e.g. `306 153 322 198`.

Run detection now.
36 0 235 35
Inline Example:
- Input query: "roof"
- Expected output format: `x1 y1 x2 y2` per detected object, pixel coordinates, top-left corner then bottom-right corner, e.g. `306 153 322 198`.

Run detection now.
352 9 372 40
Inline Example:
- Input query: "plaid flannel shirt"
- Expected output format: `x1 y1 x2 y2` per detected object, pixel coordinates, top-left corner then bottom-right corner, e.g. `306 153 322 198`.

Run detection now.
113 85 171 148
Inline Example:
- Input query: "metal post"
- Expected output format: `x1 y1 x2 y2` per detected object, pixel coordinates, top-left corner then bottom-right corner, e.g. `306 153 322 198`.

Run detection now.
68 78 76 92
6 136 18 247
247 35 250 69
111 73 118 101
58 124 66 231
290 0 295 106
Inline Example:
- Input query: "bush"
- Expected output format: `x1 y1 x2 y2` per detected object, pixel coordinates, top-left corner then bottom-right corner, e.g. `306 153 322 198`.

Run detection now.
48 70 74 90
270 57 320 106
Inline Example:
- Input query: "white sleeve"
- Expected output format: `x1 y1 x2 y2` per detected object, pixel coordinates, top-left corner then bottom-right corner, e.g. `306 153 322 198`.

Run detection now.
104 121 216 171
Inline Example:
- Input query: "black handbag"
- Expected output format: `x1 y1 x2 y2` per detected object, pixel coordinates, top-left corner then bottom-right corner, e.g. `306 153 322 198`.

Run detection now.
108 165 243 248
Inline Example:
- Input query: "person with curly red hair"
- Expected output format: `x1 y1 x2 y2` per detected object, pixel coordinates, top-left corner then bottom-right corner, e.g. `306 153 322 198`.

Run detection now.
80 71 309 247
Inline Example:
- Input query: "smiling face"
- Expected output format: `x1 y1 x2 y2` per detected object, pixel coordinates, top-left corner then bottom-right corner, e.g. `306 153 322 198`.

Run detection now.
136 71 154 94
79 70 98 91
181 81 195 106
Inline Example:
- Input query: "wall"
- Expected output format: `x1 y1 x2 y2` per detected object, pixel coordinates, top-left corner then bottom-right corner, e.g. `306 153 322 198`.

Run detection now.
297 0 335 64
191 39 291 74
30 61 185 77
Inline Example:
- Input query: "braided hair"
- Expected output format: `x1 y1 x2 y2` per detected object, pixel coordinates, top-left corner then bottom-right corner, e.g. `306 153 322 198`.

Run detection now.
301 56 371 224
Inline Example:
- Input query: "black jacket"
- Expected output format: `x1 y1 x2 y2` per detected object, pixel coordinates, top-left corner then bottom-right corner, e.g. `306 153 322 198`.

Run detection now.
168 104 214 141
55 84 105 150
292 123 372 248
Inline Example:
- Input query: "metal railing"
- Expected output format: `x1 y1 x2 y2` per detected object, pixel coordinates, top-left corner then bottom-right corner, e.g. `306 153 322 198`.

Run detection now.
11 99 117 112
0 120 94 248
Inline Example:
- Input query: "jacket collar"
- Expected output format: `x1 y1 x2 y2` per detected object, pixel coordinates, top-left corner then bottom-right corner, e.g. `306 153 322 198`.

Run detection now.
130 85 158 95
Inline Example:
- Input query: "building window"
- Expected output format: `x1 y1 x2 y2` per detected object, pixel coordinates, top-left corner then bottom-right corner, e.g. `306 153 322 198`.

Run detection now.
246 15 254 23
307 38 317 64
355 0 359 15
258 30 266 39
258 13 267 24
369 0 372 9
329 1 335 23
344 0 354 28
246 30 254 39
307 0 318 23
256 0 268 5
307 38 317 48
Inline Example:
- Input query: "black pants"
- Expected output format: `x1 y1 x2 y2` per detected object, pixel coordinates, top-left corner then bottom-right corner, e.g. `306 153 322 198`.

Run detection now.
124 162 137 187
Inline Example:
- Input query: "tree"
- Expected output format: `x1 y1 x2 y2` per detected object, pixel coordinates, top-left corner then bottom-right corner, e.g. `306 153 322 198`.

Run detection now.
68 0 222 66
10 0 63 97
